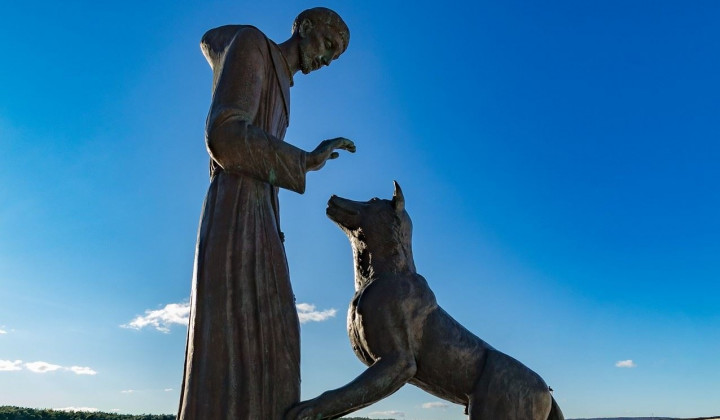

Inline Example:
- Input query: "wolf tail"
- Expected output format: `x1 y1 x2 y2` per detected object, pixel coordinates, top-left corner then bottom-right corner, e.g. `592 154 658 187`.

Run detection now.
547 396 564 420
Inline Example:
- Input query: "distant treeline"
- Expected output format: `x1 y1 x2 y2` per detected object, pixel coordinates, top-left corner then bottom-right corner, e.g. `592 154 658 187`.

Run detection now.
5 407 717 420
571 418 719 420
0 407 173 420
0 406 389 420
570 418 674 420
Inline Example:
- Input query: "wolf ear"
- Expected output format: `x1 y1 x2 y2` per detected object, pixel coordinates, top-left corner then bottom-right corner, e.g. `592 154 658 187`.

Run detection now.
392 180 405 212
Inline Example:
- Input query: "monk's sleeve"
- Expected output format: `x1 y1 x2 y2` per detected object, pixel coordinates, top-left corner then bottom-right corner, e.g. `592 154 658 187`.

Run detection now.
205 31 306 194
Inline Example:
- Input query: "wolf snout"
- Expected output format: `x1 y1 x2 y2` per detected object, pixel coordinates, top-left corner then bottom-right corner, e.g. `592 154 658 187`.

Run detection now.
327 195 360 216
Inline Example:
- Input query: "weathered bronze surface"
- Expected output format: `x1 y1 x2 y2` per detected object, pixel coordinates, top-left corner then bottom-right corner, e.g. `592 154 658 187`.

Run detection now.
177 8 353 420
286 182 564 420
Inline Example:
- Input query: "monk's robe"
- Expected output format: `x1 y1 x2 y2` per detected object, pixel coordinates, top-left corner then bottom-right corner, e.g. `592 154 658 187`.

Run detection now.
178 25 305 420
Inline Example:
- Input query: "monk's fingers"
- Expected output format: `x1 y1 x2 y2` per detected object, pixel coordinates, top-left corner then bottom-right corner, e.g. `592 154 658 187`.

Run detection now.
344 141 356 153
336 138 356 152
325 137 355 153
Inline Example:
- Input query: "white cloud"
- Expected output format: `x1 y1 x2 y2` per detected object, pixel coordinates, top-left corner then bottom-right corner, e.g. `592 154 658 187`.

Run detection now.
615 359 637 368
0 329 7 334
296 303 337 324
2 360 97 375
25 361 62 373
422 401 449 409
0 360 23 371
122 302 190 333
54 407 98 413
121 388 175 394
124 301 337 332
369 410 405 418
68 366 97 375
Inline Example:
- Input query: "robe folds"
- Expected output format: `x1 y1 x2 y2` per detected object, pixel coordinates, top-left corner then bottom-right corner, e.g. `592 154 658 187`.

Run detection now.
178 25 305 420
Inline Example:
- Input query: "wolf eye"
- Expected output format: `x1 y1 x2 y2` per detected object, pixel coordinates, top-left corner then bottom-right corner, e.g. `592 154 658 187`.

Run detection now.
325 40 333 49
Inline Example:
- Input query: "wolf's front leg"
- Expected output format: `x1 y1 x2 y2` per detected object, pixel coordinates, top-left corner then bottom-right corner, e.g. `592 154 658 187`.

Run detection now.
285 355 417 420
284 403 314 420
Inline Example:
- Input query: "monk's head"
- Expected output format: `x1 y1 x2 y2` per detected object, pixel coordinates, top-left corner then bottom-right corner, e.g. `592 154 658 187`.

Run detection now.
291 7 350 74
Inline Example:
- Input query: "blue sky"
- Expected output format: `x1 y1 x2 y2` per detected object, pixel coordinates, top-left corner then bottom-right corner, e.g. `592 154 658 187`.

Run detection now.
1 1 719 418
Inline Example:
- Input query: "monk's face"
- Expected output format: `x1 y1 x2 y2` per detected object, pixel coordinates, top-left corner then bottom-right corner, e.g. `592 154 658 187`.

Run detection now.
298 24 346 74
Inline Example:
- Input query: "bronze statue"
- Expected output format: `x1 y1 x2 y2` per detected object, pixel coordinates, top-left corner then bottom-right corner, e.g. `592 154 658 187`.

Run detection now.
177 8 354 420
286 182 564 420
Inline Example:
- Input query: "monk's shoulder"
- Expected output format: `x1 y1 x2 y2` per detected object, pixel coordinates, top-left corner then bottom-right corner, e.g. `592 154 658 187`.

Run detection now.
235 25 268 45
201 25 268 57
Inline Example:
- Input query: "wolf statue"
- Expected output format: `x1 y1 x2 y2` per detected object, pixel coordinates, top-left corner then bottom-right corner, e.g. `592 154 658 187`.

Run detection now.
285 182 564 420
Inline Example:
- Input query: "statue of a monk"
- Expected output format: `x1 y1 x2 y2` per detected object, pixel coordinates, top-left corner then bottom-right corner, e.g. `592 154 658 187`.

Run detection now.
177 8 353 420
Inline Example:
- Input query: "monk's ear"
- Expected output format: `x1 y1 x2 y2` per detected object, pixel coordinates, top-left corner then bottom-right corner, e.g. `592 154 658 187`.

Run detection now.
298 18 313 38
392 181 405 212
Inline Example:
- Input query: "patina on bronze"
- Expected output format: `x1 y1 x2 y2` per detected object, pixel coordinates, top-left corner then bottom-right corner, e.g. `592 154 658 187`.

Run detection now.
177 8 354 420
286 182 564 420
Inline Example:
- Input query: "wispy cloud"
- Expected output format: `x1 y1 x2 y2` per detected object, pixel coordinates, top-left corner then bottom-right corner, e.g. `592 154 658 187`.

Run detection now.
0 360 97 375
0 360 23 371
122 303 190 333
25 361 63 373
615 359 637 368
123 301 337 332
369 410 405 418
121 388 174 394
54 407 98 413
68 366 97 375
0 325 13 335
296 303 337 324
422 401 449 409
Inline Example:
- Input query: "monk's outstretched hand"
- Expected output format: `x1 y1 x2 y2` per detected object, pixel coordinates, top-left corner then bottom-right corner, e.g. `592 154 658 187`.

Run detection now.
306 137 356 172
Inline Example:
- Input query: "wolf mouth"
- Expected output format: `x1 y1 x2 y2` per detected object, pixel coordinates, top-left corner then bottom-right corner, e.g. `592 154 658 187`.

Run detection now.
327 196 360 217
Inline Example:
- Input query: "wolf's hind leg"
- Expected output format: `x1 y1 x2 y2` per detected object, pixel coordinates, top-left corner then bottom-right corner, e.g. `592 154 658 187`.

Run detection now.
467 351 552 420
468 392 551 420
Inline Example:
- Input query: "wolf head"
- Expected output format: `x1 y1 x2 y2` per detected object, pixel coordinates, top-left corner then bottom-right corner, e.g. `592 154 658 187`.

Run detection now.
326 181 415 277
